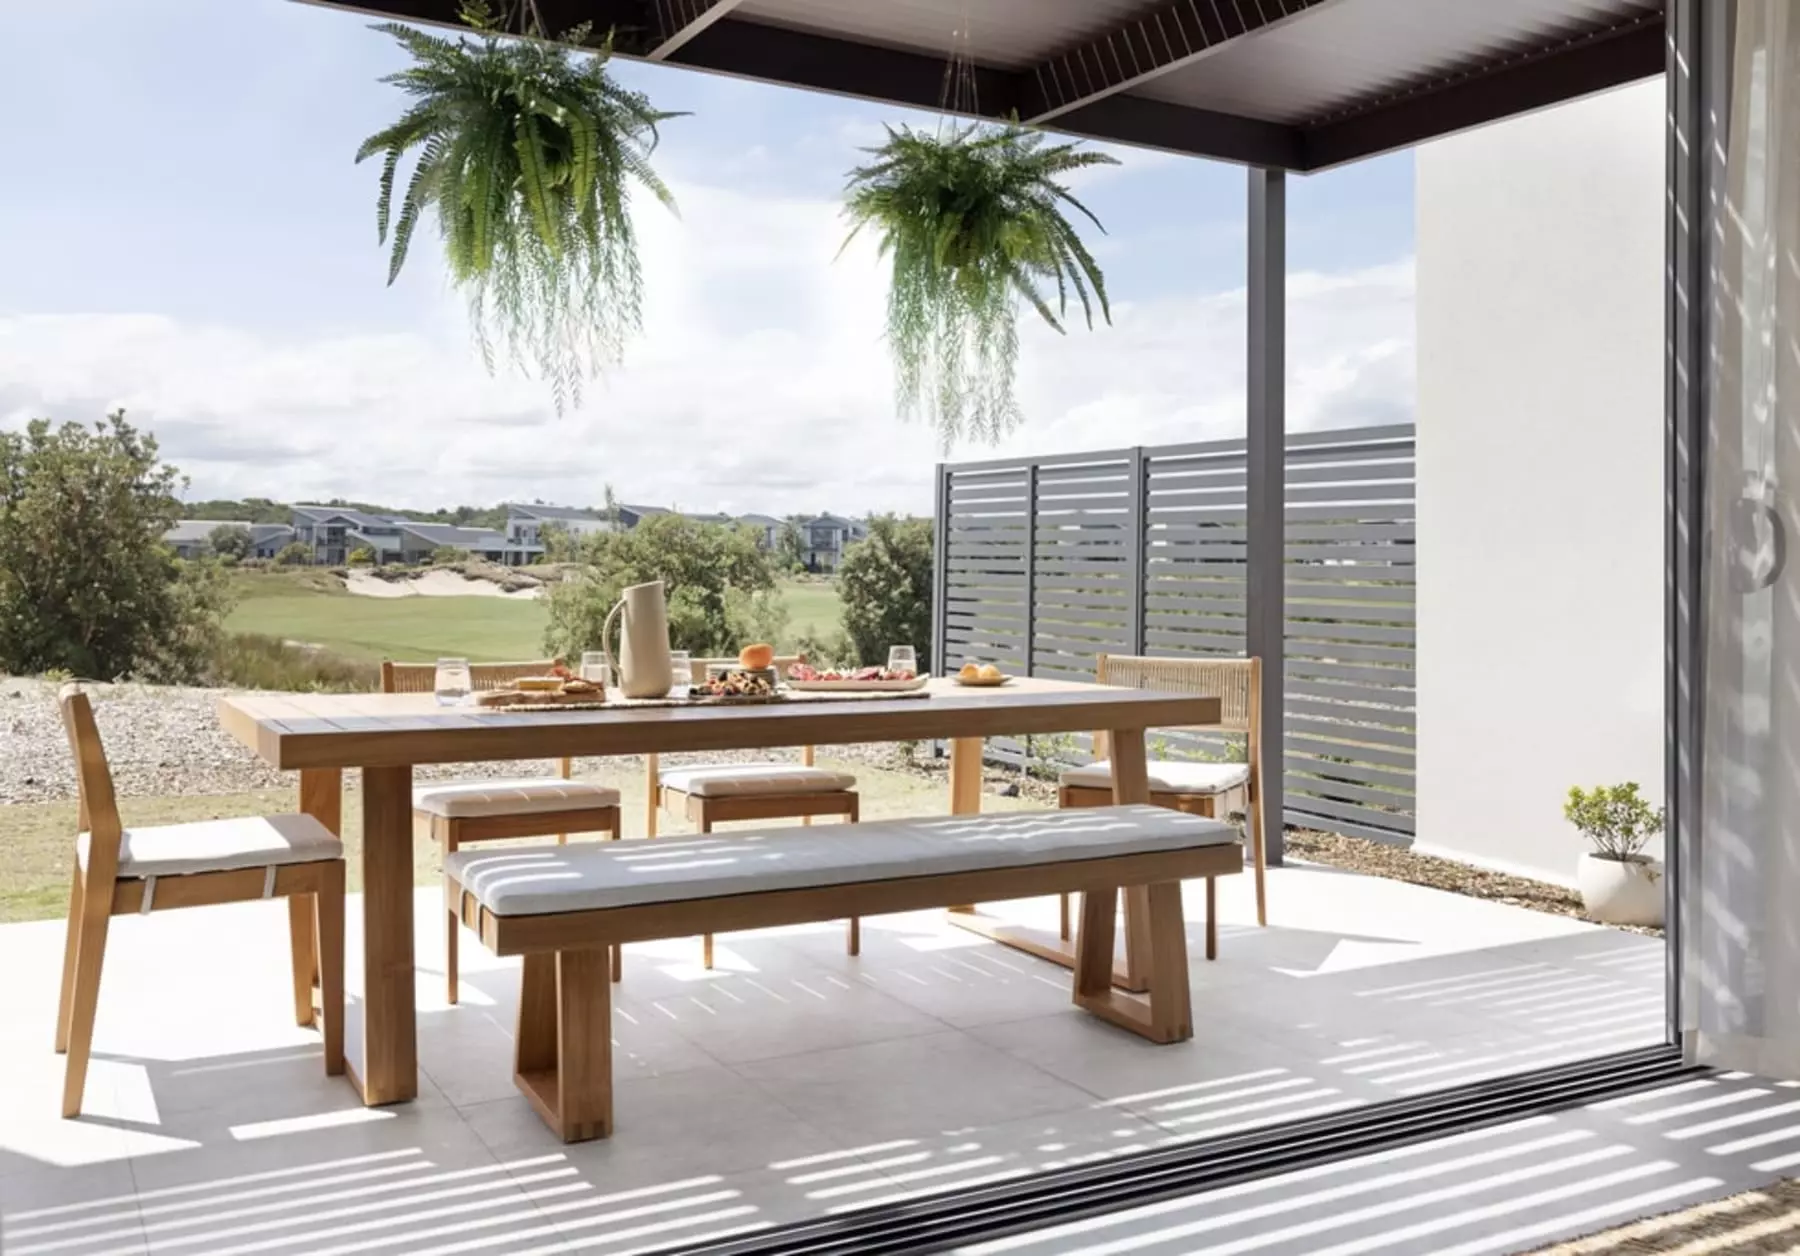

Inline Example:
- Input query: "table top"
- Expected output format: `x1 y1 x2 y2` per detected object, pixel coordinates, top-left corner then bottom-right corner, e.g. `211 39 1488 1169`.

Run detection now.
217 677 1223 771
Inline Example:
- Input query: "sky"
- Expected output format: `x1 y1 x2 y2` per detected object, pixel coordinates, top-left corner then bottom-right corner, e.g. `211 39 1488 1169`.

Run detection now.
0 1 1415 518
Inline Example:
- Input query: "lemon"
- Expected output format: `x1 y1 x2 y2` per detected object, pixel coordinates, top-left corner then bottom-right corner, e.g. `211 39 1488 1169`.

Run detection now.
958 662 982 680
978 664 1003 681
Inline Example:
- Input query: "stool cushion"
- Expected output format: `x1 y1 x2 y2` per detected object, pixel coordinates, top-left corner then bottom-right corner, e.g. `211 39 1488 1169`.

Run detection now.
448 805 1239 917
1059 759 1250 795
78 814 343 879
413 778 622 819
660 764 856 798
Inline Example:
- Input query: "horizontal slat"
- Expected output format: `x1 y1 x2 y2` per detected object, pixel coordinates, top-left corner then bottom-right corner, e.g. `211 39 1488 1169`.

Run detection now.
1285 758 1418 792
1142 629 1246 654
1286 660 1413 687
1284 641 1415 667
1283 811 1414 845
1285 734 1414 770
1287 621 1415 646
1287 695 1415 728
1282 773 1414 808
1284 794 1416 835
1285 680 1416 708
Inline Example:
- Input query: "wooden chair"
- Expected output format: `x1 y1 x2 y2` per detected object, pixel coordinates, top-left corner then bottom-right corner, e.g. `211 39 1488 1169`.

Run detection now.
645 654 861 968
1057 655 1268 955
382 660 623 999
54 685 345 1118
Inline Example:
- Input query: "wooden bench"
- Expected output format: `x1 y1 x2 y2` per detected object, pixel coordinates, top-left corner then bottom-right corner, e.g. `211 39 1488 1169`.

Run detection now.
445 805 1242 1142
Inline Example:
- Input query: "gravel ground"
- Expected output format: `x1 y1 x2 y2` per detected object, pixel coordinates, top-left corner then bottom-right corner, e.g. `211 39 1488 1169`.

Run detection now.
0 677 962 805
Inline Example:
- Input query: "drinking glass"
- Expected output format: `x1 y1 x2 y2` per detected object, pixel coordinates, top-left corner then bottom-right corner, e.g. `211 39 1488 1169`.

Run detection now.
434 657 472 707
667 650 693 697
887 645 918 678
579 651 612 688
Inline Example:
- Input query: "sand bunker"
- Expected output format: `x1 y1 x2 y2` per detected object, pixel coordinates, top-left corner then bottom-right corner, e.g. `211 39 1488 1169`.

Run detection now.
344 570 542 600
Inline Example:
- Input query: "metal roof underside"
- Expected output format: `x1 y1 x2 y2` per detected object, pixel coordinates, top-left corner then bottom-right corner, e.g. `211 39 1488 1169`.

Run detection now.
306 0 1666 170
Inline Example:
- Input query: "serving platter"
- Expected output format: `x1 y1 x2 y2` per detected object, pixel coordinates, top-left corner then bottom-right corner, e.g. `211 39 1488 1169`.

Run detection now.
785 677 930 693
952 674 1012 688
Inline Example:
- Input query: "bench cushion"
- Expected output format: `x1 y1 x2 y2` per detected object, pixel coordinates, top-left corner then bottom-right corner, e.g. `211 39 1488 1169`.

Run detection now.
78 814 343 879
414 778 622 819
660 764 856 798
447 805 1238 917
1060 759 1250 795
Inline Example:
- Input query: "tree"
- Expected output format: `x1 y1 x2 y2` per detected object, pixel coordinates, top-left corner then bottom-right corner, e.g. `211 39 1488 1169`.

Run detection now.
274 542 313 566
775 520 807 573
544 514 786 658
347 545 377 566
0 411 230 681
209 524 253 561
838 515 933 671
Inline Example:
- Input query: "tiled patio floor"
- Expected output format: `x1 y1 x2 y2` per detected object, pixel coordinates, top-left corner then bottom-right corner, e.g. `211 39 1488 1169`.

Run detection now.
0 864 1669 1254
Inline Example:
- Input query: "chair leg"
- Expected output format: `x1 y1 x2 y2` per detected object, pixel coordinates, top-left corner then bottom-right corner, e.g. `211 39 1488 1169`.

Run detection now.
1251 796 1268 928
1059 893 1071 943
1205 877 1218 961
61 893 111 1118
845 796 861 955
315 865 346 1077
287 893 318 1027
54 866 84 1054
699 811 716 969
441 822 461 1005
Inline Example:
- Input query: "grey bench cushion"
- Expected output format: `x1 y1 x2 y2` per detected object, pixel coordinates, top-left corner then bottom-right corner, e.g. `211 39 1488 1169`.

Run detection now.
447 804 1238 917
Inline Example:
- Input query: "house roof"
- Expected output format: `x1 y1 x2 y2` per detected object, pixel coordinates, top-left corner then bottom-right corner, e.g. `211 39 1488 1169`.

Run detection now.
506 502 605 522
250 524 294 544
737 513 783 528
164 520 227 545
314 0 1663 173
398 523 509 549
620 504 671 518
805 514 861 530
292 504 396 530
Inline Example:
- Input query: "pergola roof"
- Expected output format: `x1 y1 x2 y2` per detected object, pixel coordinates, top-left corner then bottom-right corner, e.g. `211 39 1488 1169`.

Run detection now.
310 0 1664 170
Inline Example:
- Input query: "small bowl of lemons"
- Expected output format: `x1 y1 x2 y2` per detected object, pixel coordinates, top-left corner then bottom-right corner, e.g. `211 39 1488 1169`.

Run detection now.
954 661 1009 687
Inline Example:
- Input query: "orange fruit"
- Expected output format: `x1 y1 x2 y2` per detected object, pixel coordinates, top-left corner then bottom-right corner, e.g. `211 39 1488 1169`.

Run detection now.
739 643 775 671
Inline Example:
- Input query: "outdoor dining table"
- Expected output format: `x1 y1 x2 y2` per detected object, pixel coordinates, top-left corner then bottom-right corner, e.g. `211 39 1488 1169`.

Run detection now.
217 677 1222 1106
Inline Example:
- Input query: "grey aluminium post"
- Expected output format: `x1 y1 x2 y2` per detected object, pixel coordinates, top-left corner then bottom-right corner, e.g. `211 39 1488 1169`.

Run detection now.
1247 168 1286 867
932 461 950 677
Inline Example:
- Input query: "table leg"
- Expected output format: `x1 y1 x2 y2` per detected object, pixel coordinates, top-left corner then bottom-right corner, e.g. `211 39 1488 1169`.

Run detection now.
359 764 418 1106
945 730 1150 992
1109 727 1154 994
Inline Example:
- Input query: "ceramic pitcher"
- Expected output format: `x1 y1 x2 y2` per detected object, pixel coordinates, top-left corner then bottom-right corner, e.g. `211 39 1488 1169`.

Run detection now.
602 580 674 699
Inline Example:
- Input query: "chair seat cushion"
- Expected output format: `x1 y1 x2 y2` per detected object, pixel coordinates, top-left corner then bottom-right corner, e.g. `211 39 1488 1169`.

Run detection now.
413 778 622 819
78 814 343 879
660 764 856 798
448 805 1239 917
1059 759 1251 795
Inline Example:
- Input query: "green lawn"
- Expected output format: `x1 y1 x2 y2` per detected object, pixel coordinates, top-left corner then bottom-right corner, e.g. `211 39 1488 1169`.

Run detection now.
222 570 840 663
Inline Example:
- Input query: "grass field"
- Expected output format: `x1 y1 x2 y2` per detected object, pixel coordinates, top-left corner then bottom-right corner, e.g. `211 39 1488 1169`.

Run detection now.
223 570 841 663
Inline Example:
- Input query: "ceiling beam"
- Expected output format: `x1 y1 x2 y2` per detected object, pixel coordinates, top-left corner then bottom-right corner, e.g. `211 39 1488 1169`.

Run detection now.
645 0 747 62
1300 11 1665 170
1022 0 1340 123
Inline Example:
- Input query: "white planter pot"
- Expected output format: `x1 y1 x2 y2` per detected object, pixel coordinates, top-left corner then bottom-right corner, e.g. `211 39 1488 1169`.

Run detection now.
1577 853 1664 927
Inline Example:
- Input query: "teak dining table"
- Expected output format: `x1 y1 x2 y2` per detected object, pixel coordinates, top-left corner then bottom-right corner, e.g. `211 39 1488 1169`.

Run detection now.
217 677 1222 1106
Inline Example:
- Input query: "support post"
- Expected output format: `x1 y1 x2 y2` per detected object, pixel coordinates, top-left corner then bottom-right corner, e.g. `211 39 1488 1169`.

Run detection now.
1126 447 1148 655
1023 463 1039 675
1247 167 1287 866
933 461 950 677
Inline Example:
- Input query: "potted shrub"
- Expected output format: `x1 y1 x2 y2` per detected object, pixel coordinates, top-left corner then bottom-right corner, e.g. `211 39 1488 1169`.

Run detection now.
1565 782 1665 926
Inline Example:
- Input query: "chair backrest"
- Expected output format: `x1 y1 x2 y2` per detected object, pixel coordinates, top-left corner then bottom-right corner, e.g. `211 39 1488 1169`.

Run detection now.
687 653 806 683
58 685 123 870
1095 654 1260 735
380 659 562 694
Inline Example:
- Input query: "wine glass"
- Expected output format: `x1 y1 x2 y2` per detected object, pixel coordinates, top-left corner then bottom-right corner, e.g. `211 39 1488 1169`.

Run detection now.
433 657 472 707
887 645 917 678
579 651 612 688
667 650 693 697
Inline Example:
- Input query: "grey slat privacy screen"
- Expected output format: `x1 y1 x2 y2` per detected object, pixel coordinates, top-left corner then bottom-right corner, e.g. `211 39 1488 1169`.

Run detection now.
934 425 1415 846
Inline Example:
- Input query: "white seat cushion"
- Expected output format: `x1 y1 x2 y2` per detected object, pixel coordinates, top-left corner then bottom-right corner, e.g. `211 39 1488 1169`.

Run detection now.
413 778 622 819
659 764 856 798
1059 759 1250 795
447 805 1239 917
78 814 342 879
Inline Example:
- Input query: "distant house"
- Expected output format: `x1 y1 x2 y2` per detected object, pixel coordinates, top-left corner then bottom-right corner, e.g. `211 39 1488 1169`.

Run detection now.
163 520 223 560
395 522 512 565
802 514 867 572
617 504 670 529
503 503 613 559
249 523 294 558
291 505 409 565
736 513 784 550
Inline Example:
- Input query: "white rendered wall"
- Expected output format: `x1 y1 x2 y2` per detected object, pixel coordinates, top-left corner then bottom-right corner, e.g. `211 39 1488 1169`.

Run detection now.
1415 80 1664 885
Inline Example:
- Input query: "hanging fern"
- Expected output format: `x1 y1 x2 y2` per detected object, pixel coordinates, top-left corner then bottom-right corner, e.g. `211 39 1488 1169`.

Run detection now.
357 2 679 413
841 123 1118 445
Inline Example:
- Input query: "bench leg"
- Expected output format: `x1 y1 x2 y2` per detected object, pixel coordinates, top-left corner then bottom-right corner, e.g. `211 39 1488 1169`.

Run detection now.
1072 882 1192 1045
699 811 716 969
514 948 614 1143
441 819 461 1006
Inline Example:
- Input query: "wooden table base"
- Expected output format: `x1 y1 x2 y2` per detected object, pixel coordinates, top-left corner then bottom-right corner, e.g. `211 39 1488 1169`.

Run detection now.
945 904 1150 992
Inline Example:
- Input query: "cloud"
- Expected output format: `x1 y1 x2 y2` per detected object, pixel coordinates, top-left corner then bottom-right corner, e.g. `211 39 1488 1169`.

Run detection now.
0 176 1413 516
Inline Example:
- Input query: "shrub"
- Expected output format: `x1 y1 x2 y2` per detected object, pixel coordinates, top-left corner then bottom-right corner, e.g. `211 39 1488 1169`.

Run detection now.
544 514 786 658
1565 782 1664 863
209 633 379 693
273 542 312 566
838 515 933 670
208 524 253 561
0 411 232 682
430 547 464 566
347 546 377 566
